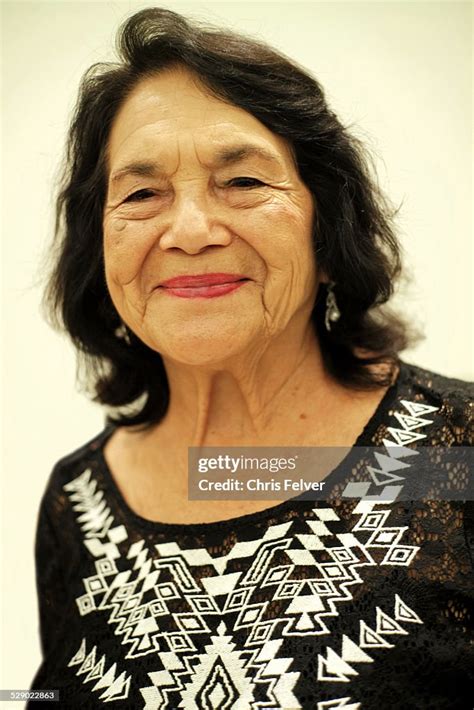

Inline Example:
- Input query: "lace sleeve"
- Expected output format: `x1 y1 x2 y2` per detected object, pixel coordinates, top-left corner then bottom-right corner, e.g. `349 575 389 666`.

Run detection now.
33 489 68 659
464 500 474 572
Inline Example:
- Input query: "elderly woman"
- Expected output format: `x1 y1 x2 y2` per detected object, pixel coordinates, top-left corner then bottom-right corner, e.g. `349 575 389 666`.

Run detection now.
28 7 472 710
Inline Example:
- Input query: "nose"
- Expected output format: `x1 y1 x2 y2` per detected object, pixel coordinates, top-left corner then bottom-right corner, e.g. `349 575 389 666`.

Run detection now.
158 192 233 254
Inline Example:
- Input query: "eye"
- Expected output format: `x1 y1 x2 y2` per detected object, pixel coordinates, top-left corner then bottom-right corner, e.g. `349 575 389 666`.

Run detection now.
123 189 156 203
225 177 265 188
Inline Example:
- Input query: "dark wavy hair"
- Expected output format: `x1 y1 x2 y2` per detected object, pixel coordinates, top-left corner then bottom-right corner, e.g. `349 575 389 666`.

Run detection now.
41 6 419 430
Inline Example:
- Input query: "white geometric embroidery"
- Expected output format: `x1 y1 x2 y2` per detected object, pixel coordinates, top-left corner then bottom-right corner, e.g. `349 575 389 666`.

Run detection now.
359 621 394 650
342 399 439 502
317 595 423 708
68 637 132 702
318 700 361 710
399 400 438 418
63 399 436 708
319 399 437 708
394 594 423 625
64 468 128 556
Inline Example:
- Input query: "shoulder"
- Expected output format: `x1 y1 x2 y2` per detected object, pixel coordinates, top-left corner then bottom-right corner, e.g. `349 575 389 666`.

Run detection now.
397 359 473 445
399 360 473 406
401 360 473 397
38 424 113 518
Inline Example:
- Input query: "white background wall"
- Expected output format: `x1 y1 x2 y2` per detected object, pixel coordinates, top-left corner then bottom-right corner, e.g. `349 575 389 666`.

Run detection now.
2 0 472 699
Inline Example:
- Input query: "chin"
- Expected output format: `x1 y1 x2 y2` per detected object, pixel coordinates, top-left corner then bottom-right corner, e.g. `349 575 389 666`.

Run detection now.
163 341 247 367
146 325 254 365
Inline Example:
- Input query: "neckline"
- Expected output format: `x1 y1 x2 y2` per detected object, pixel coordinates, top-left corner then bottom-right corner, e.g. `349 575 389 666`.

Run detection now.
94 360 408 533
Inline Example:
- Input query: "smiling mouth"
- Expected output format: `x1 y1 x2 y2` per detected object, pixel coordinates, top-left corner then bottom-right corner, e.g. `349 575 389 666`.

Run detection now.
155 272 251 299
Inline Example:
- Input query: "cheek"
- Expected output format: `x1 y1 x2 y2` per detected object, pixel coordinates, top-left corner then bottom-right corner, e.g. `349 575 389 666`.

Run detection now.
247 200 315 274
103 217 157 285
251 201 317 319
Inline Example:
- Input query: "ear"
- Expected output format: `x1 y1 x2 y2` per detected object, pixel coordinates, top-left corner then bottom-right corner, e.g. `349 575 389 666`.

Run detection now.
318 271 330 285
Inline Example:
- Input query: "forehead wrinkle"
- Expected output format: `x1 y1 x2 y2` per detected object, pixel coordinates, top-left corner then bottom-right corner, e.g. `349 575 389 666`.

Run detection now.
108 135 290 188
110 161 166 184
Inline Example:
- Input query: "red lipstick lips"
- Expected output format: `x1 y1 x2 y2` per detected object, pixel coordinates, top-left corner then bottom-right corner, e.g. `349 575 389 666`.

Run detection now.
158 273 249 299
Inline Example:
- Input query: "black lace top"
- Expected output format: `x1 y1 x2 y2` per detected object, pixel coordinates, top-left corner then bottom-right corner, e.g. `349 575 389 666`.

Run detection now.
28 360 473 709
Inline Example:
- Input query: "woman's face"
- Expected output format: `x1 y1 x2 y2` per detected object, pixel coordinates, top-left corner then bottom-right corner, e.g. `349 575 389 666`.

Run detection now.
103 66 319 365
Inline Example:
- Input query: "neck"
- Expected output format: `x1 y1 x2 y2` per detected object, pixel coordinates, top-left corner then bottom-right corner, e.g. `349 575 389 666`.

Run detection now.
156 315 338 447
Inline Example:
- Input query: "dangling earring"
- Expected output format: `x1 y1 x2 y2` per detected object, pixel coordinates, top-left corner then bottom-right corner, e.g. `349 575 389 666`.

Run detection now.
324 281 341 332
115 322 131 345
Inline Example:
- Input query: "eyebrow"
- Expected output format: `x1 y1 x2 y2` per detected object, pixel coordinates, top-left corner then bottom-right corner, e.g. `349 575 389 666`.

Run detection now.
110 161 164 184
109 143 284 184
214 144 283 168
